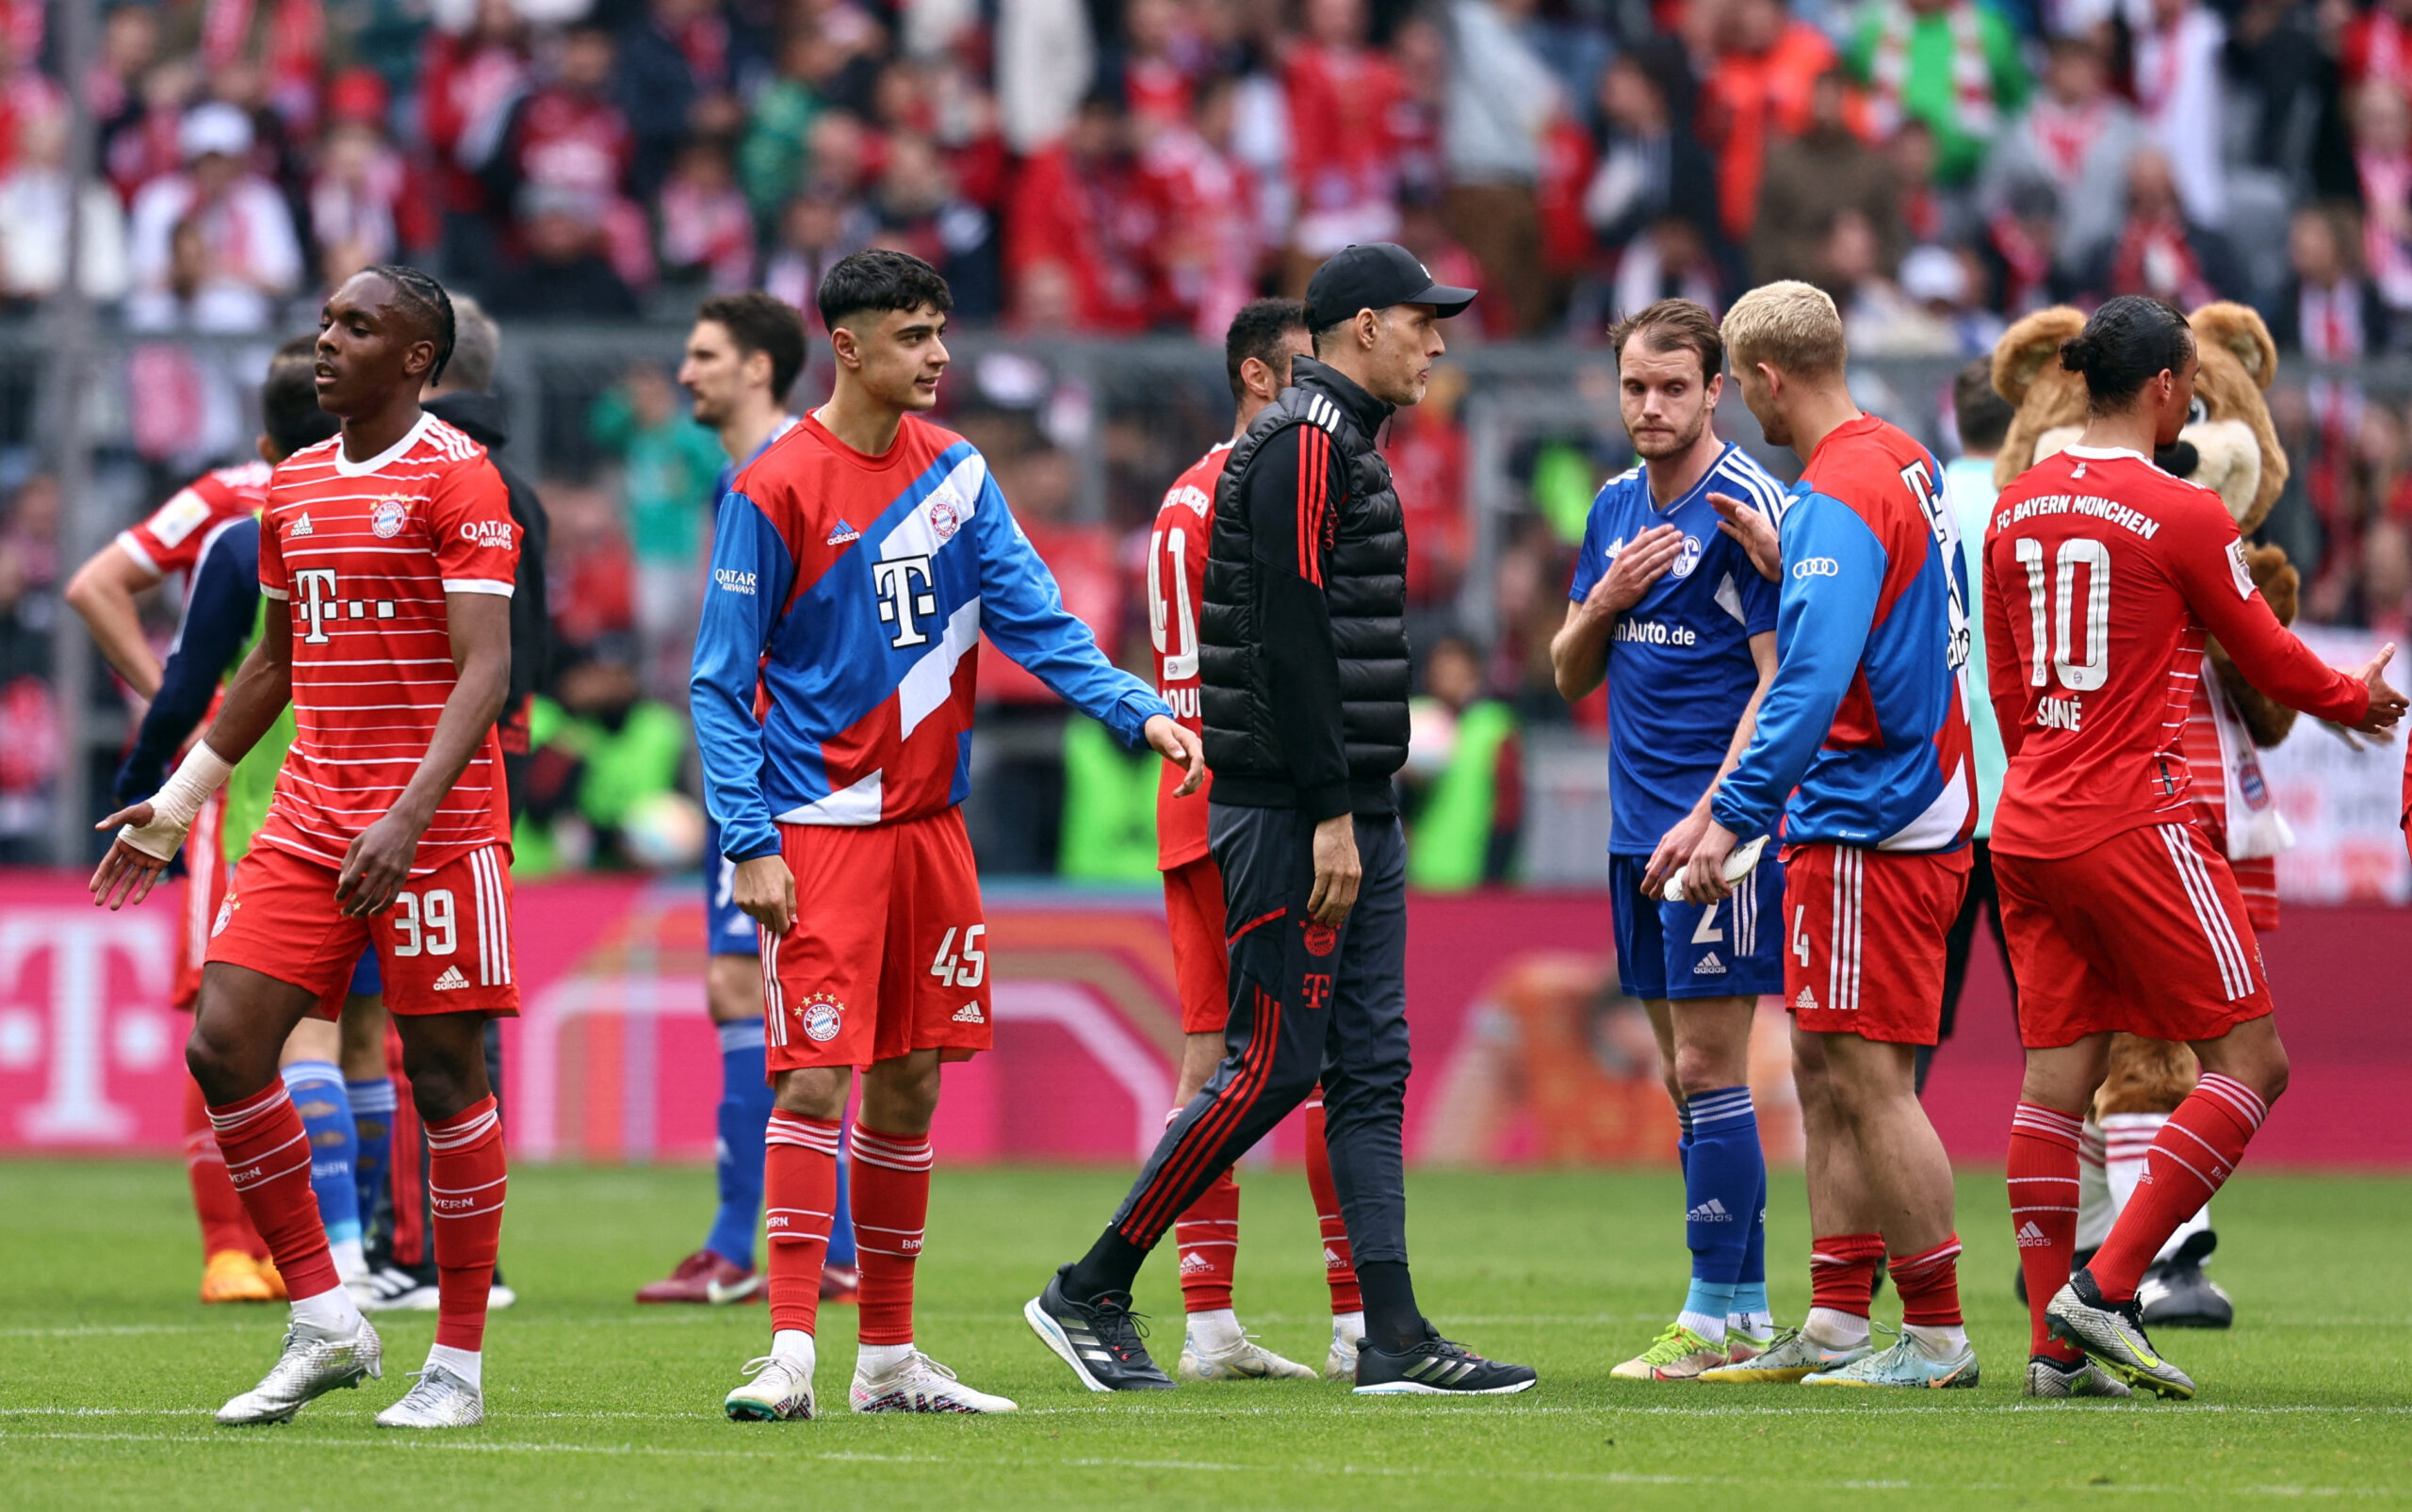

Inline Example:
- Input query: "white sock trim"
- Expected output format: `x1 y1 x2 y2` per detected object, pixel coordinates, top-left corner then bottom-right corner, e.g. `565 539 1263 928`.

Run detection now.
1802 1307 1870 1348
426 1342 482 1390
1677 1309 1728 1343
289 1285 364 1338
771 1329 816 1374
1902 1323 1969 1358
856 1341 915 1377
1332 1310 1365 1344
1186 1308 1243 1353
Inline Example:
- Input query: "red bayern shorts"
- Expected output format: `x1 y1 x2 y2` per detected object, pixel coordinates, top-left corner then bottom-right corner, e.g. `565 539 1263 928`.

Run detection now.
1782 842 1970 1046
1994 822 2274 1049
1163 855 1230 1034
206 840 519 1018
760 808 989 1073
173 790 230 1011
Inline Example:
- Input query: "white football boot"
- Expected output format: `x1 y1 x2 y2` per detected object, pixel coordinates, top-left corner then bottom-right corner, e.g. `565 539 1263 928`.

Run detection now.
375 1364 485 1427
216 1318 383 1424
850 1351 1019 1413
725 1354 816 1421
1179 1327 1317 1380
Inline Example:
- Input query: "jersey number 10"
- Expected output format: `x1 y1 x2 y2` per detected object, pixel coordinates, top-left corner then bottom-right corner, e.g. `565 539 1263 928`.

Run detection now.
2012 537 2110 693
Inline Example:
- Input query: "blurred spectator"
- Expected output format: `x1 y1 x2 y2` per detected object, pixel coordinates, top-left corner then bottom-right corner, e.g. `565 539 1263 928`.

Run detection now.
0 28 62 174
738 29 831 221
1393 364 1472 608
763 187 872 330
125 104 304 332
997 0 1098 153
2225 0 2347 189
104 53 197 203
489 24 656 292
88 4 161 126
1138 73 1261 340
659 136 756 293
1119 0 1204 126
2353 84 2412 315
1607 211 1728 322
2340 0 2412 94
2075 146 2243 307
589 362 725 691
1703 0 1837 245
1582 42 1718 258
311 114 432 289
1826 207 1956 354
421 0 532 278
485 186 643 317
1979 34 2142 272
2267 204 2393 358
2132 0 2227 227
1403 633 1521 889
1844 0 2028 187
1442 0 1564 334
1753 68 1900 288
0 475 59 862
871 132 1001 317
542 479 638 662
0 109 129 304
1899 243 2004 355
1004 91 1153 332
1980 176 2067 316
614 0 742 200
1285 0 1410 277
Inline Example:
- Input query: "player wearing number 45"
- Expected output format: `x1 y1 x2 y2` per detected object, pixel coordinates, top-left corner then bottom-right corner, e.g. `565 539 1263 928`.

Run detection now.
1661 281 1984 1390
1549 299 1788 1381
693 250 1203 1422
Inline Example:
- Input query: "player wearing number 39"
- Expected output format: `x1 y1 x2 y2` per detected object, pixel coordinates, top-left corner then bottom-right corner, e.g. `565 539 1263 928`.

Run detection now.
692 251 1202 1422
1659 282 1983 1390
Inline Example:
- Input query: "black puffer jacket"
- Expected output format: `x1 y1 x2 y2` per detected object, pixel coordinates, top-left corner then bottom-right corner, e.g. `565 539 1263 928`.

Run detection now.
1198 357 1409 818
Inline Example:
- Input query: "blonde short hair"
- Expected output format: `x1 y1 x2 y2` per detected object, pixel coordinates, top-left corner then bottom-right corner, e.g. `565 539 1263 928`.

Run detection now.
1720 281 1847 378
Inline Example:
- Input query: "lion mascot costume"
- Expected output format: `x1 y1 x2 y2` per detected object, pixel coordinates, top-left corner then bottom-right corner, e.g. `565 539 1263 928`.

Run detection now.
1987 301 2300 1328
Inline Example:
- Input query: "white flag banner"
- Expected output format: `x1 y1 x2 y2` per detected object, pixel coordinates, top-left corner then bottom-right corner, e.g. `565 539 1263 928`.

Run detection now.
2262 626 2410 903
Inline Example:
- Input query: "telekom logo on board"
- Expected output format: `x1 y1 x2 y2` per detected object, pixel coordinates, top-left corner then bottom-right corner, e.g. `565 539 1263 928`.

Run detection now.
0 910 175 1143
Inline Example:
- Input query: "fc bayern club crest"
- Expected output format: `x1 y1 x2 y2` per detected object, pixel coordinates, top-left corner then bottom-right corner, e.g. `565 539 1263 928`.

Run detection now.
1301 920 1338 957
929 496 961 541
797 993 844 1043
370 496 410 539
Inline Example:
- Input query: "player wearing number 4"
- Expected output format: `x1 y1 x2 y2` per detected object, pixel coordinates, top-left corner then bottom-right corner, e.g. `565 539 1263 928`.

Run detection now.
693 251 1202 1422
1663 282 1984 1390
1987 298 2404 1400
90 266 518 1430
1549 300 1787 1380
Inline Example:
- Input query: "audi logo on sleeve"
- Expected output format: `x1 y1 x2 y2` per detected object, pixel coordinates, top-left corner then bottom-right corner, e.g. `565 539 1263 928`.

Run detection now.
1792 557 1841 578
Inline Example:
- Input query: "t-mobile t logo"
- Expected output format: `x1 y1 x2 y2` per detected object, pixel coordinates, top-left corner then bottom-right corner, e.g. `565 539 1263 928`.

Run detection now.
295 568 340 643
872 553 937 648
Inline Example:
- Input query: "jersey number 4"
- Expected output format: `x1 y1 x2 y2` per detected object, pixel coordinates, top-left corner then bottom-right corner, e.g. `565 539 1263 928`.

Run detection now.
929 924 986 988
2012 537 2110 693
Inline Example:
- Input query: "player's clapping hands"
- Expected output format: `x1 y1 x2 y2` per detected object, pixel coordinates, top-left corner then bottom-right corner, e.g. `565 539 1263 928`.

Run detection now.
1709 493 1782 583
1580 523 1685 619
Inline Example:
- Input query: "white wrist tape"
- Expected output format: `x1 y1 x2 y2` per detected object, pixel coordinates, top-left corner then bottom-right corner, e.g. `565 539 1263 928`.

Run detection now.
120 743 234 861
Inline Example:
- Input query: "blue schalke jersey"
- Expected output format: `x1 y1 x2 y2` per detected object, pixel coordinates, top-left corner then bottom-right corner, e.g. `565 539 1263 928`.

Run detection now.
1569 443 1785 854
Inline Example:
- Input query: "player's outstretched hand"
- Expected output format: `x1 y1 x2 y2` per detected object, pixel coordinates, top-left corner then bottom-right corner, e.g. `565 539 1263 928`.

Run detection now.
1710 493 1782 583
732 854 797 937
2352 642 2406 738
335 810 424 919
1307 812 1361 928
1641 803 1714 900
1584 523 1684 618
90 802 170 911
1677 818 1740 905
1146 715 1206 798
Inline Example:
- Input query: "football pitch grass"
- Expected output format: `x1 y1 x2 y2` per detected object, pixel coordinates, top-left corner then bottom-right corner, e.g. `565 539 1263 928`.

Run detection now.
3 1161 2407 1509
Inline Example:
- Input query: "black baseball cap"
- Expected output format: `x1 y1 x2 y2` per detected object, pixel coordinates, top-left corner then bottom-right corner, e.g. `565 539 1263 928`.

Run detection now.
1305 243 1477 331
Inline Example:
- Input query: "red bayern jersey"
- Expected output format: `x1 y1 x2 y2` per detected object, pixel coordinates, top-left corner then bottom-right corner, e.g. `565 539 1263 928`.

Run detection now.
1983 446 2368 860
254 414 519 877
118 460 273 582
1147 442 1229 870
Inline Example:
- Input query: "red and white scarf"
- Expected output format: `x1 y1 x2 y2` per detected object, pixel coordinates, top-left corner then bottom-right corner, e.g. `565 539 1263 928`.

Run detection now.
1866 1 1996 139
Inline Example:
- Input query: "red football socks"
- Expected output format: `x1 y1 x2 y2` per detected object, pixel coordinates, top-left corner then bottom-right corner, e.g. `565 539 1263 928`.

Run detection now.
185 1076 267 1260
1808 1232 1885 1318
1304 1094 1361 1314
426 1096 507 1352
763 1112 840 1336
2089 1072 2267 1302
849 1124 933 1347
1173 1163 1241 1315
1888 1233 1964 1328
209 1084 340 1301
2009 1102 2085 1359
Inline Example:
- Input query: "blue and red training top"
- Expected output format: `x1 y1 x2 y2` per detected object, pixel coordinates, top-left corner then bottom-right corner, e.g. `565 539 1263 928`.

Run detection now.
1710 414 1978 853
692 412 1171 863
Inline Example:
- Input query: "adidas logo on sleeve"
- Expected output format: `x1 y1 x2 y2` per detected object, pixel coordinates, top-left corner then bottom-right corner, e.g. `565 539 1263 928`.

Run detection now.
432 966 470 991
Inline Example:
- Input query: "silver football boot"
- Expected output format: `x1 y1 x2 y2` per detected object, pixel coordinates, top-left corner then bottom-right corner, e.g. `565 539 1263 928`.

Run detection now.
216 1319 384 1424
375 1364 486 1428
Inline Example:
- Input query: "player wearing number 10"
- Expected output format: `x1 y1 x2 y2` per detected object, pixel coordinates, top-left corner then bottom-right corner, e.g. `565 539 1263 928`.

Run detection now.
693 251 1201 1422
1985 297 2404 1399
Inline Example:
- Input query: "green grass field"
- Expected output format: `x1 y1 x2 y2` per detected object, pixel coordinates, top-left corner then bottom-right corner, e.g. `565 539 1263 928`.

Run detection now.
2 1160 2407 1509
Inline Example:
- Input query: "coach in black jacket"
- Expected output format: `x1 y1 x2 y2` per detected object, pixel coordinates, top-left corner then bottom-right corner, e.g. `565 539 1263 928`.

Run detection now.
1030 245 1538 1397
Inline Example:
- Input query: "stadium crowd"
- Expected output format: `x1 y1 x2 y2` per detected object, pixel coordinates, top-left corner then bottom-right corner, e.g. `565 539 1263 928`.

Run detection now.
0 0 2406 870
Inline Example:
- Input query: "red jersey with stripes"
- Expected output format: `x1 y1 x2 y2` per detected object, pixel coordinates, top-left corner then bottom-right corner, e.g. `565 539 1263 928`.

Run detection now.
254 414 519 876
1982 447 2368 860
1148 442 1228 870
118 460 272 582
